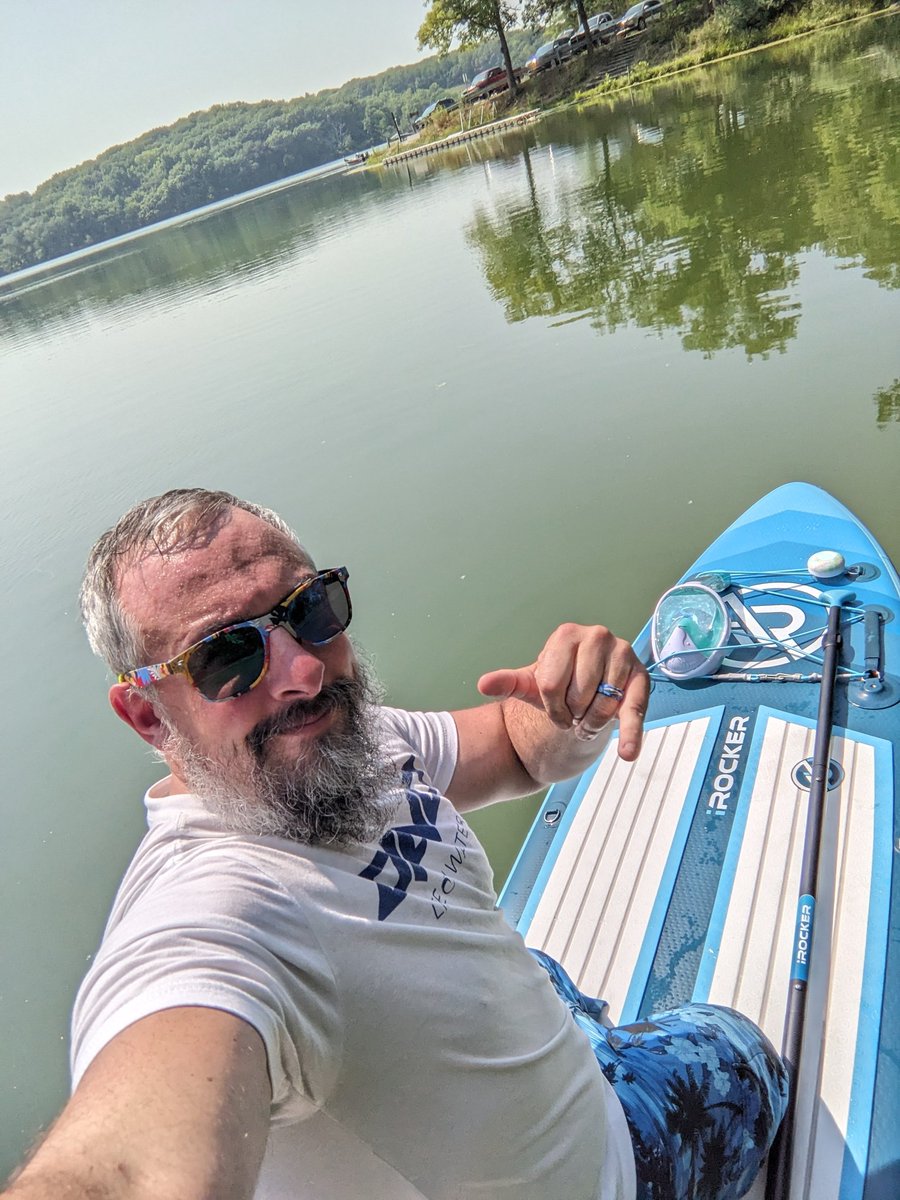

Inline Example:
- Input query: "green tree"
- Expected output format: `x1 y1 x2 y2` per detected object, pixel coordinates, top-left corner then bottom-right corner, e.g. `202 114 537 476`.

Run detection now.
418 0 522 97
2 33 559 275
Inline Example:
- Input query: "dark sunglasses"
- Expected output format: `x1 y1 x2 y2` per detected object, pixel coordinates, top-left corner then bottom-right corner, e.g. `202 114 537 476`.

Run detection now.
119 567 351 702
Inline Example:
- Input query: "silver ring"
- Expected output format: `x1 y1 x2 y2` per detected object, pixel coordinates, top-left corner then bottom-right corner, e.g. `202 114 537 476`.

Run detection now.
596 682 625 702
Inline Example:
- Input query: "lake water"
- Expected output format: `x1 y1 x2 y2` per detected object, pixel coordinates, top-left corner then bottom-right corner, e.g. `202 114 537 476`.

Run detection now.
1 14 898 1178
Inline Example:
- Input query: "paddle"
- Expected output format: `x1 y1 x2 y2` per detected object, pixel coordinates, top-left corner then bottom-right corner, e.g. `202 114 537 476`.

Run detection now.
764 601 843 1200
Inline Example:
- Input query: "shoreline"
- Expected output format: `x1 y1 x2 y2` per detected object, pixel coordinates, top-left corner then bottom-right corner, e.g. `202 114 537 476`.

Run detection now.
572 3 899 107
4 7 895 274
372 4 897 167
382 111 541 166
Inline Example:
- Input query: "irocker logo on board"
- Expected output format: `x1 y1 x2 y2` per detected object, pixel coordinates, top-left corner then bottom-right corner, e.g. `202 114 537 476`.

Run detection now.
793 894 815 982
723 583 826 670
707 715 750 813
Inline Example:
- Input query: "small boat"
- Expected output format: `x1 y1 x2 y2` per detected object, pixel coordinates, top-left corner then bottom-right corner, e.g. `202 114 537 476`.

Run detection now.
500 482 899 1198
344 152 368 167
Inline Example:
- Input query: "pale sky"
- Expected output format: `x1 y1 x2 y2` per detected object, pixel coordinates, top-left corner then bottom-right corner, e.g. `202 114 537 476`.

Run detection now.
1 0 436 197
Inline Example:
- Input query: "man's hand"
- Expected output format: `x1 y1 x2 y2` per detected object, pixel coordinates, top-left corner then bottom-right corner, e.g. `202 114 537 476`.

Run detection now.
448 624 649 811
477 622 648 761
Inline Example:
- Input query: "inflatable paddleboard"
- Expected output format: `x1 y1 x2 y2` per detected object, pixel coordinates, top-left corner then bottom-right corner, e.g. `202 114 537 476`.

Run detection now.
500 483 899 1200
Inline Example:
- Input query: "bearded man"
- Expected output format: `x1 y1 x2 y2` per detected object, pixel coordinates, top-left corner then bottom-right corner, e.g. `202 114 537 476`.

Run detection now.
3 489 786 1200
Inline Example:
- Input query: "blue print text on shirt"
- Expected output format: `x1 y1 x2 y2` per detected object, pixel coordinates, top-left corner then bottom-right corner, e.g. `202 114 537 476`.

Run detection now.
431 814 470 920
359 756 445 921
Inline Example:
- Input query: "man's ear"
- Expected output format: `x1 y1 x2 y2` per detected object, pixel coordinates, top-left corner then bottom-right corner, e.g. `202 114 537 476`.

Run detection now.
109 682 167 748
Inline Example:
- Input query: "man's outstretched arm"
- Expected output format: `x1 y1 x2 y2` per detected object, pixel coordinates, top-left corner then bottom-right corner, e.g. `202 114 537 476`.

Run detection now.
448 622 649 810
3 1007 270 1200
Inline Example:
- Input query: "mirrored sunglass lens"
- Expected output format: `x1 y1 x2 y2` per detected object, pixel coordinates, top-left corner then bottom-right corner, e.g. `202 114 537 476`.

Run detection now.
189 627 266 700
287 577 350 644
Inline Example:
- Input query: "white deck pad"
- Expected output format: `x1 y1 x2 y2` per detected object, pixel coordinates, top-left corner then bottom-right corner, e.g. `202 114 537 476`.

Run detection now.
694 708 892 1200
519 711 721 1024
517 704 892 1200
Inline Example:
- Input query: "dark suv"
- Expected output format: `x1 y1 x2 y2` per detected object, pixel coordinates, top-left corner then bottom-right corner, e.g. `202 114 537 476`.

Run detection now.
413 98 458 130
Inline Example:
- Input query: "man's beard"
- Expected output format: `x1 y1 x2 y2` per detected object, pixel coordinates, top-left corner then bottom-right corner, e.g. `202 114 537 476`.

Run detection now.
158 660 398 846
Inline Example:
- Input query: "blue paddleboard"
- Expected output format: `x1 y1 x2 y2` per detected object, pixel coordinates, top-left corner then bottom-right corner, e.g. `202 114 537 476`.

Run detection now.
500 483 899 1200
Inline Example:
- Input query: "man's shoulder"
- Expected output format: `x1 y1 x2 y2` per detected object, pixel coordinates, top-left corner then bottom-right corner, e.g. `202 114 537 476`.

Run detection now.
375 704 455 749
375 706 458 794
107 822 302 932
374 704 434 733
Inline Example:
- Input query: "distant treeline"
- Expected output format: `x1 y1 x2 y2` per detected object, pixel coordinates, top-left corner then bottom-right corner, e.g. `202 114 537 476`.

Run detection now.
0 30 540 277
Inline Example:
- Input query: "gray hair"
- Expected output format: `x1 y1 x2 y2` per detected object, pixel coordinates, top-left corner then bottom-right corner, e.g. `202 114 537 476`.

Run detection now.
80 488 309 674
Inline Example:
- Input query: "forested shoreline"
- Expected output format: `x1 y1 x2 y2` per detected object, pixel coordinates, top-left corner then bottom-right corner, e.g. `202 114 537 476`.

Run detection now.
2 4 892 278
0 30 538 278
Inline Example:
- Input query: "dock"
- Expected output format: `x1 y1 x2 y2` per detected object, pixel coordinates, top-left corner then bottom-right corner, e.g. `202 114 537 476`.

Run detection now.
383 110 541 166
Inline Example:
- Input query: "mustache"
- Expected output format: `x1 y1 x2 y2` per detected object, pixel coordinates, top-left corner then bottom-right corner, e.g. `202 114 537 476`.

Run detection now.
246 676 359 760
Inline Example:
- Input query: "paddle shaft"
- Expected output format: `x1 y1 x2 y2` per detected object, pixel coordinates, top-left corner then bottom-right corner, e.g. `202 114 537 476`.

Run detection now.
765 602 843 1200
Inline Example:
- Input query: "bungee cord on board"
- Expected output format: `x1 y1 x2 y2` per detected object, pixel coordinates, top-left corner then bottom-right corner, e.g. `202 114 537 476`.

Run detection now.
646 559 879 685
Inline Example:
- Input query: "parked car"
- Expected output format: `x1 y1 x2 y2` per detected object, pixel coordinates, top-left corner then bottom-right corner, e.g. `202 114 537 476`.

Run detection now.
462 65 523 101
526 33 578 73
568 12 617 51
616 0 664 34
413 97 458 130
555 29 578 57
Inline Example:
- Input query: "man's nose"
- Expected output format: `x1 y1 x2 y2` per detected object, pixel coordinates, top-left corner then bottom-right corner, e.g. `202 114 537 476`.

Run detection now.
265 624 325 698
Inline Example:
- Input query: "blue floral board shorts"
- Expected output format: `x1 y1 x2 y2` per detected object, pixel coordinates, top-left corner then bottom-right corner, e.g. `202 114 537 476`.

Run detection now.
532 950 790 1200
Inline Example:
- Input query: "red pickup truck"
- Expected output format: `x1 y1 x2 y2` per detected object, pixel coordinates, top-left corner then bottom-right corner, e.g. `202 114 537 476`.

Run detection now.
462 64 525 102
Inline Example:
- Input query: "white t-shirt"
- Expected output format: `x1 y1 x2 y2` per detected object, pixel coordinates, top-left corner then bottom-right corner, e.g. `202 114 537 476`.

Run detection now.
71 708 635 1200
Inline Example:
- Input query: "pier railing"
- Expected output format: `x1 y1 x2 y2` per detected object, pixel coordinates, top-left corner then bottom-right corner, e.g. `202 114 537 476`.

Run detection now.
382 111 541 166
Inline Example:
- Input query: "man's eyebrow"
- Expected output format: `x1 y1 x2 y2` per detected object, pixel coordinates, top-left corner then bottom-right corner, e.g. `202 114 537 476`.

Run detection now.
192 574 315 643
193 600 269 642
192 610 253 642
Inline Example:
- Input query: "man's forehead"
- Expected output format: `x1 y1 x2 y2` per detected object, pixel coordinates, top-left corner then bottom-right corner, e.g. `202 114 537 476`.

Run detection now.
123 511 306 583
118 510 312 654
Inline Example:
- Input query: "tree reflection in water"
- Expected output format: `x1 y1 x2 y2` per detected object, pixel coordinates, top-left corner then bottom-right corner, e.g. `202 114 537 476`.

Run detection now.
465 22 900 359
874 379 900 428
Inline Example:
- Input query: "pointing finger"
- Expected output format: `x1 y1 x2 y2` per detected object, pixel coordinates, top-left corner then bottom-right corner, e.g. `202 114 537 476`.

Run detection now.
615 669 650 760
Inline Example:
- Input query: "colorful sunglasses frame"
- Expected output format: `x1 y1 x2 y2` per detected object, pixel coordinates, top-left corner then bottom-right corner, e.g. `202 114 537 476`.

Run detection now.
118 567 350 698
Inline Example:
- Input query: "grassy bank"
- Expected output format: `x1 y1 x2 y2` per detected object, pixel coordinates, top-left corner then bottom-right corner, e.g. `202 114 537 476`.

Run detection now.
372 0 896 160
576 0 897 102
